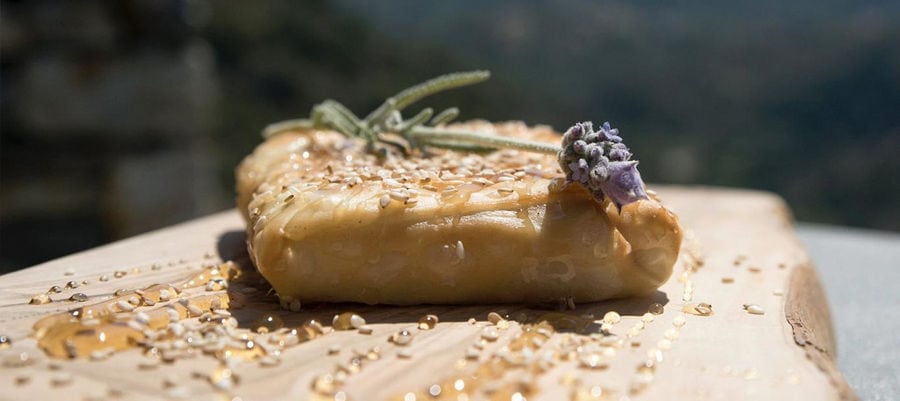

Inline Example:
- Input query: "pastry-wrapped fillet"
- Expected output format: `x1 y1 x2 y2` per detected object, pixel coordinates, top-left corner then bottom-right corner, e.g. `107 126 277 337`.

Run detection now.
237 121 682 305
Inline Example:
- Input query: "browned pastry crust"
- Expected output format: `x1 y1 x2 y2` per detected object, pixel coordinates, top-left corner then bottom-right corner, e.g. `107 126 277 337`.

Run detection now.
236 121 682 305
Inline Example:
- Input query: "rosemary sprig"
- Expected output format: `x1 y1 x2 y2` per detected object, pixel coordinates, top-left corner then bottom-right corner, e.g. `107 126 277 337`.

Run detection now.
261 71 650 206
261 70 560 155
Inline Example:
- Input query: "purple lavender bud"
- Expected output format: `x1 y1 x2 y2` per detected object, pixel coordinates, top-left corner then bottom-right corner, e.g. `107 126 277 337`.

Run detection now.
589 164 609 183
608 144 629 161
600 161 648 206
557 120 648 207
577 158 589 180
599 121 623 142
567 162 581 181
569 124 583 140
573 140 587 155
568 158 590 182
581 121 594 134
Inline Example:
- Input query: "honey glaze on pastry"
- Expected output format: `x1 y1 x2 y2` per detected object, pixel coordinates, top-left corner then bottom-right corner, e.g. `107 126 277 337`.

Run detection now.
237 121 682 305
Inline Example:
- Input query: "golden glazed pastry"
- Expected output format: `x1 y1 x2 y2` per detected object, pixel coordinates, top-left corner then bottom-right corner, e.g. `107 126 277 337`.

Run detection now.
236 121 682 305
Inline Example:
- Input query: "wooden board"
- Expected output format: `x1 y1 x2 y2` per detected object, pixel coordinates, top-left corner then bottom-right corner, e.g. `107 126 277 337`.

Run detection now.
0 186 856 401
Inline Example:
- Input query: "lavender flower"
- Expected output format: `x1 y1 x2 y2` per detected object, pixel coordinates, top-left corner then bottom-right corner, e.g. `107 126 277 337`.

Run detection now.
558 121 649 207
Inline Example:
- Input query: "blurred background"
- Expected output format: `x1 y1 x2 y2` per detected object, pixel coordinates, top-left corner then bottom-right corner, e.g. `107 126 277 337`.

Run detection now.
1 0 899 271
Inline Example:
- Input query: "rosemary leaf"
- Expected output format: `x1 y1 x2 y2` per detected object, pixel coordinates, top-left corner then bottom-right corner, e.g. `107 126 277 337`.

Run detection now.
321 99 363 125
391 71 490 111
312 103 357 137
419 140 496 153
365 70 490 126
396 108 434 133
430 108 460 126
409 126 560 155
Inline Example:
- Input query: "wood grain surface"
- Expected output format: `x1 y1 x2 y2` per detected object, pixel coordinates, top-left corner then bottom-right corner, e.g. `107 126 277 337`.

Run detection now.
0 186 856 401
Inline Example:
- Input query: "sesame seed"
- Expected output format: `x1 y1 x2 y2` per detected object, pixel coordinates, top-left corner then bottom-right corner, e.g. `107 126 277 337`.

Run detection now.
480 327 500 342
50 373 73 387
579 352 608 370
89 348 114 360
417 314 439 330
134 312 150 325
205 278 227 291
721 277 735 284
626 326 642 338
379 194 391 208
208 366 236 391
647 348 664 363
664 328 680 340
259 354 282 369
391 330 414 346
358 325 373 335
695 303 713 315
683 302 713 316
388 190 409 202
602 311 621 324
327 345 341 355
116 300 135 312
332 312 366 330
186 304 204 316
743 304 765 315
29 293 51 305
487 312 504 325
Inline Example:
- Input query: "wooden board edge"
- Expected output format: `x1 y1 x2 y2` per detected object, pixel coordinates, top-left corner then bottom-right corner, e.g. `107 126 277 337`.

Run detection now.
785 263 858 401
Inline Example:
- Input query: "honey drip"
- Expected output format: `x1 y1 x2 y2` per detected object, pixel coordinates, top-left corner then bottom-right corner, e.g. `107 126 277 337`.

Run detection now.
33 262 239 358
